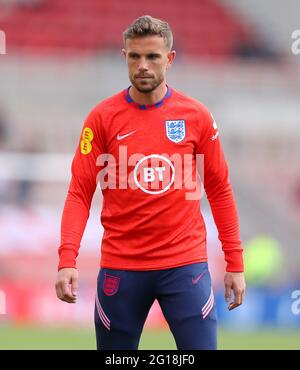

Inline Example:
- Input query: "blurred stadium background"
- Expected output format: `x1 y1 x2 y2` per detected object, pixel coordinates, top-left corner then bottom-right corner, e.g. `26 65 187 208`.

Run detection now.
1 0 300 350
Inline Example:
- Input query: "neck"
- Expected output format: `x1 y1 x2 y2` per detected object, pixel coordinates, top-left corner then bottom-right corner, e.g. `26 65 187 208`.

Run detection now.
129 82 167 105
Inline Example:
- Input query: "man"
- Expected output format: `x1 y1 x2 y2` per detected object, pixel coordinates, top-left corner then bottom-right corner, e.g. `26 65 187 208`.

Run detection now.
55 15 246 350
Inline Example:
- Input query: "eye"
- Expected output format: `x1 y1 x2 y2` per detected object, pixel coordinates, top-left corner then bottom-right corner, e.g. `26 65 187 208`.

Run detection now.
148 54 160 60
129 54 139 60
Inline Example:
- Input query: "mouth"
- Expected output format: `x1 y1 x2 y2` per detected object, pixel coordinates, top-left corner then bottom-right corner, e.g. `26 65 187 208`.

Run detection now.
136 76 152 79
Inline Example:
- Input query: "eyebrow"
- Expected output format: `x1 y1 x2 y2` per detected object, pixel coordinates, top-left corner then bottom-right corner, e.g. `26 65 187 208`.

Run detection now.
128 52 162 58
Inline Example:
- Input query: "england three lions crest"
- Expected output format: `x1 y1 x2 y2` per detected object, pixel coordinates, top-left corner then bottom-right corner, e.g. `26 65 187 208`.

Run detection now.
103 274 120 296
165 120 186 143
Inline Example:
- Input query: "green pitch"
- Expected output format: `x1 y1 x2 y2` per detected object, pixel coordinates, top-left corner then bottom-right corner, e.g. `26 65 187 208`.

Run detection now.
0 325 300 350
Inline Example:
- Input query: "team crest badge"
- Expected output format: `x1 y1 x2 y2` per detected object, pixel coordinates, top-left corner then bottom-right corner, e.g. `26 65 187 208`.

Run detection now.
165 120 186 143
103 274 120 296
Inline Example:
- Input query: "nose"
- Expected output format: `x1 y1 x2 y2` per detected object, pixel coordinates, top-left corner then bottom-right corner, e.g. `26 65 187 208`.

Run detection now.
137 57 148 72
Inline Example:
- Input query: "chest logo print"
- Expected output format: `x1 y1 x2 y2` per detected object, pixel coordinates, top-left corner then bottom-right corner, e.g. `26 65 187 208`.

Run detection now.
117 130 136 141
165 120 186 143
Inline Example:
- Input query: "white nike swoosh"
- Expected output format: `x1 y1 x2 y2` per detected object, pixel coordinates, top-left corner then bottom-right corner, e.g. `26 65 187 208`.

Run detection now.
117 130 136 140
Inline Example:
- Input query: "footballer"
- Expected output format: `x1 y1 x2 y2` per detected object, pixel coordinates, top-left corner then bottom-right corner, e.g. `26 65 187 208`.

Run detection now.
55 15 246 350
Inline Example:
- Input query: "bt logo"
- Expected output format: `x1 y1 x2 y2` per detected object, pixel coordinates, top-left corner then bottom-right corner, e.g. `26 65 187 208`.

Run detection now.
134 155 175 195
144 167 166 183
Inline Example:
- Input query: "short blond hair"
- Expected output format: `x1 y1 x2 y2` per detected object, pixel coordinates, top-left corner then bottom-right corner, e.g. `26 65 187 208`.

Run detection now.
123 15 173 51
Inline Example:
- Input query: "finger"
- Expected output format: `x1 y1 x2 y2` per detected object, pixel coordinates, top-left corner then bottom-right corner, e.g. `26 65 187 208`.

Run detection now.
228 289 244 310
56 281 74 303
228 302 239 311
225 284 232 303
234 286 244 306
71 276 78 297
62 295 77 304
56 276 77 303
56 286 75 303
55 282 63 300
61 291 77 303
240 289 245 305
61 281 76 302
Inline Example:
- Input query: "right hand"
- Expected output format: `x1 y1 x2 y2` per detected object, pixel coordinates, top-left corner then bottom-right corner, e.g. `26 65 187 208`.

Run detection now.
55 268 78 303
224 272 246 311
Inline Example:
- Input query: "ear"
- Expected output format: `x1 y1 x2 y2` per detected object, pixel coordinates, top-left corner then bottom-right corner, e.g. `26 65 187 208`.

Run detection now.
122 48 127 59
166 50 176 69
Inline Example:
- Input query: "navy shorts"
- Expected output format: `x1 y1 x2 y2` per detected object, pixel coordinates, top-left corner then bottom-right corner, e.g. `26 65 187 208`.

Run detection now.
94 262 217 350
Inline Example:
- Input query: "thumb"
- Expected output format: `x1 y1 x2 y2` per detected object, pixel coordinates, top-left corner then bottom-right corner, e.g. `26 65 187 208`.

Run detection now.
71 276 78 297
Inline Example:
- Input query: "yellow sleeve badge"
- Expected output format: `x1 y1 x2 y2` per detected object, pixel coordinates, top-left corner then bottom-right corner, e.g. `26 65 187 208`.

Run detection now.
80 127 94 155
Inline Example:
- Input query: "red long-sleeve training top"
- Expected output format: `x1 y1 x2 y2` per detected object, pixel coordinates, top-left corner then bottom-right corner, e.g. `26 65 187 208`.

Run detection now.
58 86 244 272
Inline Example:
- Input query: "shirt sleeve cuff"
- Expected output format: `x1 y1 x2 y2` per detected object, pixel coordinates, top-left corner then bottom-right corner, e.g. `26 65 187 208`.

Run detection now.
224 250 244 272
58 248 78 271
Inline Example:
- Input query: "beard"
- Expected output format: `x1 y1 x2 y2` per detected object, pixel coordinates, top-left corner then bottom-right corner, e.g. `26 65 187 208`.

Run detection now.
130 73 164 93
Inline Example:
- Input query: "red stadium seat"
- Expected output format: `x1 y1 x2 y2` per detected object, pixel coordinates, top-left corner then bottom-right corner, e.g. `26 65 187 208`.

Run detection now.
1 0 254 57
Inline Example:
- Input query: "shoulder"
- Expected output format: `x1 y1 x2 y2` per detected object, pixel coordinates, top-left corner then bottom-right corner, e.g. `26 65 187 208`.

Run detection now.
86 90 125 122
171 88 214 131
171 88 212 122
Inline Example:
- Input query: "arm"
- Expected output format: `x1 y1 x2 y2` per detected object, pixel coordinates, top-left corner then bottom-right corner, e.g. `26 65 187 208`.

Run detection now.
197 108 246 309
56 110 105 303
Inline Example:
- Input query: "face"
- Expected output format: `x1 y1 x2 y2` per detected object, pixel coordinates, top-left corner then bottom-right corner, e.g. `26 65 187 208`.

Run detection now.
122 36 176 93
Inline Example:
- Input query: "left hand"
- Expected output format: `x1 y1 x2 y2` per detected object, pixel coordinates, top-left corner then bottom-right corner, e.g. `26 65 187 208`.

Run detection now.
224 272 246 311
